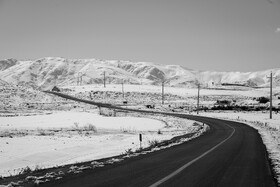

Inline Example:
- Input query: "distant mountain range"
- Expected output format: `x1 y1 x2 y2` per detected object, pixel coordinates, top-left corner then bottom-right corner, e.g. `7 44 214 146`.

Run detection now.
0 57 279 89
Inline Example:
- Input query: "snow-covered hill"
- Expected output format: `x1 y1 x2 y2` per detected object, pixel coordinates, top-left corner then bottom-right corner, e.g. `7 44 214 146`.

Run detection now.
0 59 18 71
0 57 279 89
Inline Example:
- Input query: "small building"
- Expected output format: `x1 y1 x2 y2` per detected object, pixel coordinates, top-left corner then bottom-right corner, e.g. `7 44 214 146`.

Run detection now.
214 99 233 107
51 86 61 92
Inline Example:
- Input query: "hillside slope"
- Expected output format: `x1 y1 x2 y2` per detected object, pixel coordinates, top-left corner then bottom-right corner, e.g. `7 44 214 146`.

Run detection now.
0 57 279 89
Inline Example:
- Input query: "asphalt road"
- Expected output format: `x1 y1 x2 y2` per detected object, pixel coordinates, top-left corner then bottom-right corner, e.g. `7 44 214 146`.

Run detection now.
41 92 277 187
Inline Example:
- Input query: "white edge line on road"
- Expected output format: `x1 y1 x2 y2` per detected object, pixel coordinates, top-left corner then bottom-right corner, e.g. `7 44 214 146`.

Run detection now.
149 122 236 187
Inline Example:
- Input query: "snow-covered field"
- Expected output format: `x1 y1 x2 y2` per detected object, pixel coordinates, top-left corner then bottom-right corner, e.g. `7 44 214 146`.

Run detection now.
64 84 279 98
62 84 280 108
200 111 280 183
1 82 280 184
0 111 199 177
0 111 164 131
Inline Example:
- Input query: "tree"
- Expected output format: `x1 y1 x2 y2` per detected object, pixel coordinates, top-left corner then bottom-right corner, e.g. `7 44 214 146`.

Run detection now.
257 97 269 104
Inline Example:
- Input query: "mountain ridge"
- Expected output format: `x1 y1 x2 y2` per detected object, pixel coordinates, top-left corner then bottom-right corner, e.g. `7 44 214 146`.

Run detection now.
0 57 279 89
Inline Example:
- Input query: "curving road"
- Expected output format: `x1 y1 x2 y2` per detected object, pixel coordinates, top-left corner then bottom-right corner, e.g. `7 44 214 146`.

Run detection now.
41 91 277 187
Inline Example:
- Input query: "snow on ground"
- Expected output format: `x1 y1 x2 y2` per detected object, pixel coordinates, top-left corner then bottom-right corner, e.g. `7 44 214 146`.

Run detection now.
200 111 280 184
201 111 280 130
0 111 163 131
0 111 198 177
2 83 279 182
62 84 280 108
63 84 272 98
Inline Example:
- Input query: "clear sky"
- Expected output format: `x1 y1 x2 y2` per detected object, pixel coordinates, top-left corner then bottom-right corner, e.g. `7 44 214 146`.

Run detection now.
0 0 280 72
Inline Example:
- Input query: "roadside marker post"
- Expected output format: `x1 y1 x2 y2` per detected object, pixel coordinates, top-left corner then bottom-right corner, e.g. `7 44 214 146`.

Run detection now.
139 133 142 149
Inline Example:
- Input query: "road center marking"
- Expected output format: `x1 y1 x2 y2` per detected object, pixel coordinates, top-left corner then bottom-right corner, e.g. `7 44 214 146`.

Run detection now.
149 122 236 187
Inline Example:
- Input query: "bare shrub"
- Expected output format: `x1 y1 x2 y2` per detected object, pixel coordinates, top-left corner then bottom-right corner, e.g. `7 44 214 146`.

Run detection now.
148 140 159 147
124 148 133 155
37 128 47 136
0 130 12 138
73 122 83 134
73 122 79 129
37 128 54 136
120 126 136 133
20 166 32 174
84 123 97 133
34 165 41 172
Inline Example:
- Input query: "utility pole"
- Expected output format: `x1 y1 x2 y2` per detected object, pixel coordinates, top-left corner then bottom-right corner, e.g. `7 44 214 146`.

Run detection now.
77 72 82 86
103 71 106 88
267 72 275 119
77 73 79 86
162 80 164 105
197 83 200 115
122 80 124 98
54 76 57 87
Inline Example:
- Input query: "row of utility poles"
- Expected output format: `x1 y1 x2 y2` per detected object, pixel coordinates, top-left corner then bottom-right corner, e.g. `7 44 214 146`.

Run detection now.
76 72 203 116
76 71 275 119
77 72 165 102
194 72 275 119
77 71 124 98
77 71 107 87
161 75 274 119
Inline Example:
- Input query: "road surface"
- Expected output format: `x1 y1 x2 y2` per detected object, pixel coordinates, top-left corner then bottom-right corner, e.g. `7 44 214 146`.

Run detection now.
40 92 276 186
